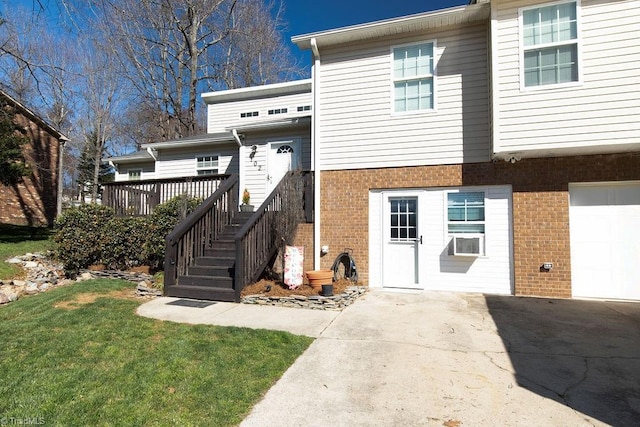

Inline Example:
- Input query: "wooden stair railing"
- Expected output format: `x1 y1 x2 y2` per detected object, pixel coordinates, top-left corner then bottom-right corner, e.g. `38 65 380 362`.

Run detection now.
234 171 311 301
163 171 312 302
163 174 239 294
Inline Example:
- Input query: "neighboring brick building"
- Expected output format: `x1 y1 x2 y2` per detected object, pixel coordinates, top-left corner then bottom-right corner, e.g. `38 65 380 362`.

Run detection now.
0 90 67 227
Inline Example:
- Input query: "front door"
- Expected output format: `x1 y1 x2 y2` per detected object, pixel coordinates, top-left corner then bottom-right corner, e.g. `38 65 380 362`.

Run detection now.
267 140 301 193
383 196 422 289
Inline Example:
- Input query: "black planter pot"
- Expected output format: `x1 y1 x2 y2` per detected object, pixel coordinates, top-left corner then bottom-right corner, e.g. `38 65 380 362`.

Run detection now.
321 284 334 297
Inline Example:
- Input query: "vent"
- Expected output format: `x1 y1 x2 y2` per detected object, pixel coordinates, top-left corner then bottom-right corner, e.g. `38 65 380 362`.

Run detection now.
452 235 484 256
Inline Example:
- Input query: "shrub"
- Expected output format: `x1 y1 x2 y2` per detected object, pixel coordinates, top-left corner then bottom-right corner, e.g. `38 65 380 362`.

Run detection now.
144 195 202 268
53 204 115 276
101 216 149 270
54 195 202 275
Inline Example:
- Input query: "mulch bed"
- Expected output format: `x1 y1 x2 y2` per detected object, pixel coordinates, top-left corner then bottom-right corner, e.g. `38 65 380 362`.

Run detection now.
241 278 359 298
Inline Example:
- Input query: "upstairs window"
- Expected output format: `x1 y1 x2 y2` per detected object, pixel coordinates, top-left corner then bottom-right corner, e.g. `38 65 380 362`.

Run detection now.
521 1 579 88
196 155 219 175
392 41 435 113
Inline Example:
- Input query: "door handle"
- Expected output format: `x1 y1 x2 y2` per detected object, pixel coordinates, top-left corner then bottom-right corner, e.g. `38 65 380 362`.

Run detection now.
416 235 422 245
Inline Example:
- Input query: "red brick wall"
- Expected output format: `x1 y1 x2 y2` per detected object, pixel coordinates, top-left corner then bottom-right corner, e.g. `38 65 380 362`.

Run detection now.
0 110 61 227
319 153 640 298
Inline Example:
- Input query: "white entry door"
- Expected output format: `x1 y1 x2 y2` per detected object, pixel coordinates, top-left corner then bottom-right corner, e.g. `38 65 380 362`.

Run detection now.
383 196 422 289
267 140 301 193
569 182 640 300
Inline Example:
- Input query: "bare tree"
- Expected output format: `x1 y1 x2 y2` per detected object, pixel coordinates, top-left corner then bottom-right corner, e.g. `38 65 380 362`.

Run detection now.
219 0 302 89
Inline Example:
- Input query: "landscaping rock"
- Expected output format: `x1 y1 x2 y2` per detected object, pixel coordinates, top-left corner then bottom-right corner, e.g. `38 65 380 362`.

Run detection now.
136 282 162 298
241 286 368 311
2 252 161 306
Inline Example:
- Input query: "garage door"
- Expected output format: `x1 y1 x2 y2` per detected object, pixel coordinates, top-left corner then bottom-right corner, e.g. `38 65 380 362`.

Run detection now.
569 182 640 300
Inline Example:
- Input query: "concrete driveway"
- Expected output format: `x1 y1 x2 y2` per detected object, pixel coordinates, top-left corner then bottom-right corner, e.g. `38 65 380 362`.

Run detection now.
240 290 640 427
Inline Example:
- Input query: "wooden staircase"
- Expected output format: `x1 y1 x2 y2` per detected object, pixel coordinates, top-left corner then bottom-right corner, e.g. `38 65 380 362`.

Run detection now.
166 212 254 301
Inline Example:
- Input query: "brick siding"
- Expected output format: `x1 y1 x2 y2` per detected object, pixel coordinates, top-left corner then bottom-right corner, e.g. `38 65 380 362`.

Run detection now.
0 111 61 227
318 153 640 298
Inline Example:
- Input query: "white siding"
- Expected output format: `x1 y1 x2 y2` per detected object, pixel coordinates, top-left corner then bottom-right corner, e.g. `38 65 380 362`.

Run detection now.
318 22 491 170
240 128 311 207
114 162 155 182
207 92 312 133
494 0 640 156
155 145 238 179
369 185 513 294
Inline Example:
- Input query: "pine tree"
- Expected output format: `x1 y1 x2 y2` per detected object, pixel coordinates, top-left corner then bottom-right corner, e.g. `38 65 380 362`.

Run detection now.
0 100 30 186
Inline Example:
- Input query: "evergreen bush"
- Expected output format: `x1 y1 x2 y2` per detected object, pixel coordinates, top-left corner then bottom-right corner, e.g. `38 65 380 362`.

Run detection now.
53 204 115 276
54 195 202 276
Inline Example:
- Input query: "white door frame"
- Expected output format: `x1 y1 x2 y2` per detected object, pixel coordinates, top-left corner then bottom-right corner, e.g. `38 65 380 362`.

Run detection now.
381 190 424 290
266 138 301 193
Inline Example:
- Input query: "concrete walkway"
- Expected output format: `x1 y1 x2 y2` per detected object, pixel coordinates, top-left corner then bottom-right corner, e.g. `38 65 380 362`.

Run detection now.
138 290 640 426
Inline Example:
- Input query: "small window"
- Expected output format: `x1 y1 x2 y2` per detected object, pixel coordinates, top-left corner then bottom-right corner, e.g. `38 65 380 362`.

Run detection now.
128 169 141 181
521 1 579 88
392 42 435 112
196 155 219 176
447 192 485 234
240 111 259 118
268 108 288 115
389 198 418 241
297 105 311 112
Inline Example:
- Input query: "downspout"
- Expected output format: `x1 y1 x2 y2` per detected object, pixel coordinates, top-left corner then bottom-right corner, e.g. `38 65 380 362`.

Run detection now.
146 146 158 160
311 38 321 270
232 128 244 208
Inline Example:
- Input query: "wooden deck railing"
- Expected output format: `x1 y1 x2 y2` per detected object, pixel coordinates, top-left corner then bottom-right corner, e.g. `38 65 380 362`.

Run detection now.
102 174 229 216
163 175 239 291
234 171 312 301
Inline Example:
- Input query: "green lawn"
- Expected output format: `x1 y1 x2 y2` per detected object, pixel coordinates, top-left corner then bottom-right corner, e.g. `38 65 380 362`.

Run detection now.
0 279 313 426
0 224 52 279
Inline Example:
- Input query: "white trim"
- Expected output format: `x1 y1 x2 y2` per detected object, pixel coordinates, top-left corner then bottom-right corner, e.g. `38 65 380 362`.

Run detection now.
311 38 321 271
518 0 583 92
201 79 312 104
390 39 438 116
490 2 501 156
443 187 489 257
266 138 301 194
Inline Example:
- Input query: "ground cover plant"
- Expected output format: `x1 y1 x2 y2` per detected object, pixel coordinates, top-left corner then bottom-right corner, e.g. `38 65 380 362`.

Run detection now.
0 279 312 425
0 224 51 279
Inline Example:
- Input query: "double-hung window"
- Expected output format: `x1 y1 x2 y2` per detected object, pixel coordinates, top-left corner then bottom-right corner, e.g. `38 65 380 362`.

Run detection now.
521 1 579 88
447 192 485 234
196 155 219 176
392 42 435 112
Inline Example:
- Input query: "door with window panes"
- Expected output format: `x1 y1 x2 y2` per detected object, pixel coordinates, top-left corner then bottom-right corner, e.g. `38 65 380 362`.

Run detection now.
383 195 422 289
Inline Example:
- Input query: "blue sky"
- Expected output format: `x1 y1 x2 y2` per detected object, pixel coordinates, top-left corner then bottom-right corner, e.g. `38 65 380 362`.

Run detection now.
10 0 469 71
282 0 469 66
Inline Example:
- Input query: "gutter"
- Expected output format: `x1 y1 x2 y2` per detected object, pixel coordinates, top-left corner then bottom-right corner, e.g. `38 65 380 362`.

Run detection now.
311 37 321 271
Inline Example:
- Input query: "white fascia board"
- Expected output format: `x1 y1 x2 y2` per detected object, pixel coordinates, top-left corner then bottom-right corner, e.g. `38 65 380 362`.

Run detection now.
141 133 235 150
201 79 312 104
227 116 311 133
292 3 489 50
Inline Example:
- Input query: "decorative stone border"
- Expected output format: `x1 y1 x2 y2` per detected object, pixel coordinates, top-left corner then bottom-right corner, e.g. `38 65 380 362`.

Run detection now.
241 286 368 311
0 253 162 305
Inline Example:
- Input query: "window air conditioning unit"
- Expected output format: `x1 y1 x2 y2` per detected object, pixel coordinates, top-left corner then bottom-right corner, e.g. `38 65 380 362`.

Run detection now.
452 235 484 256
